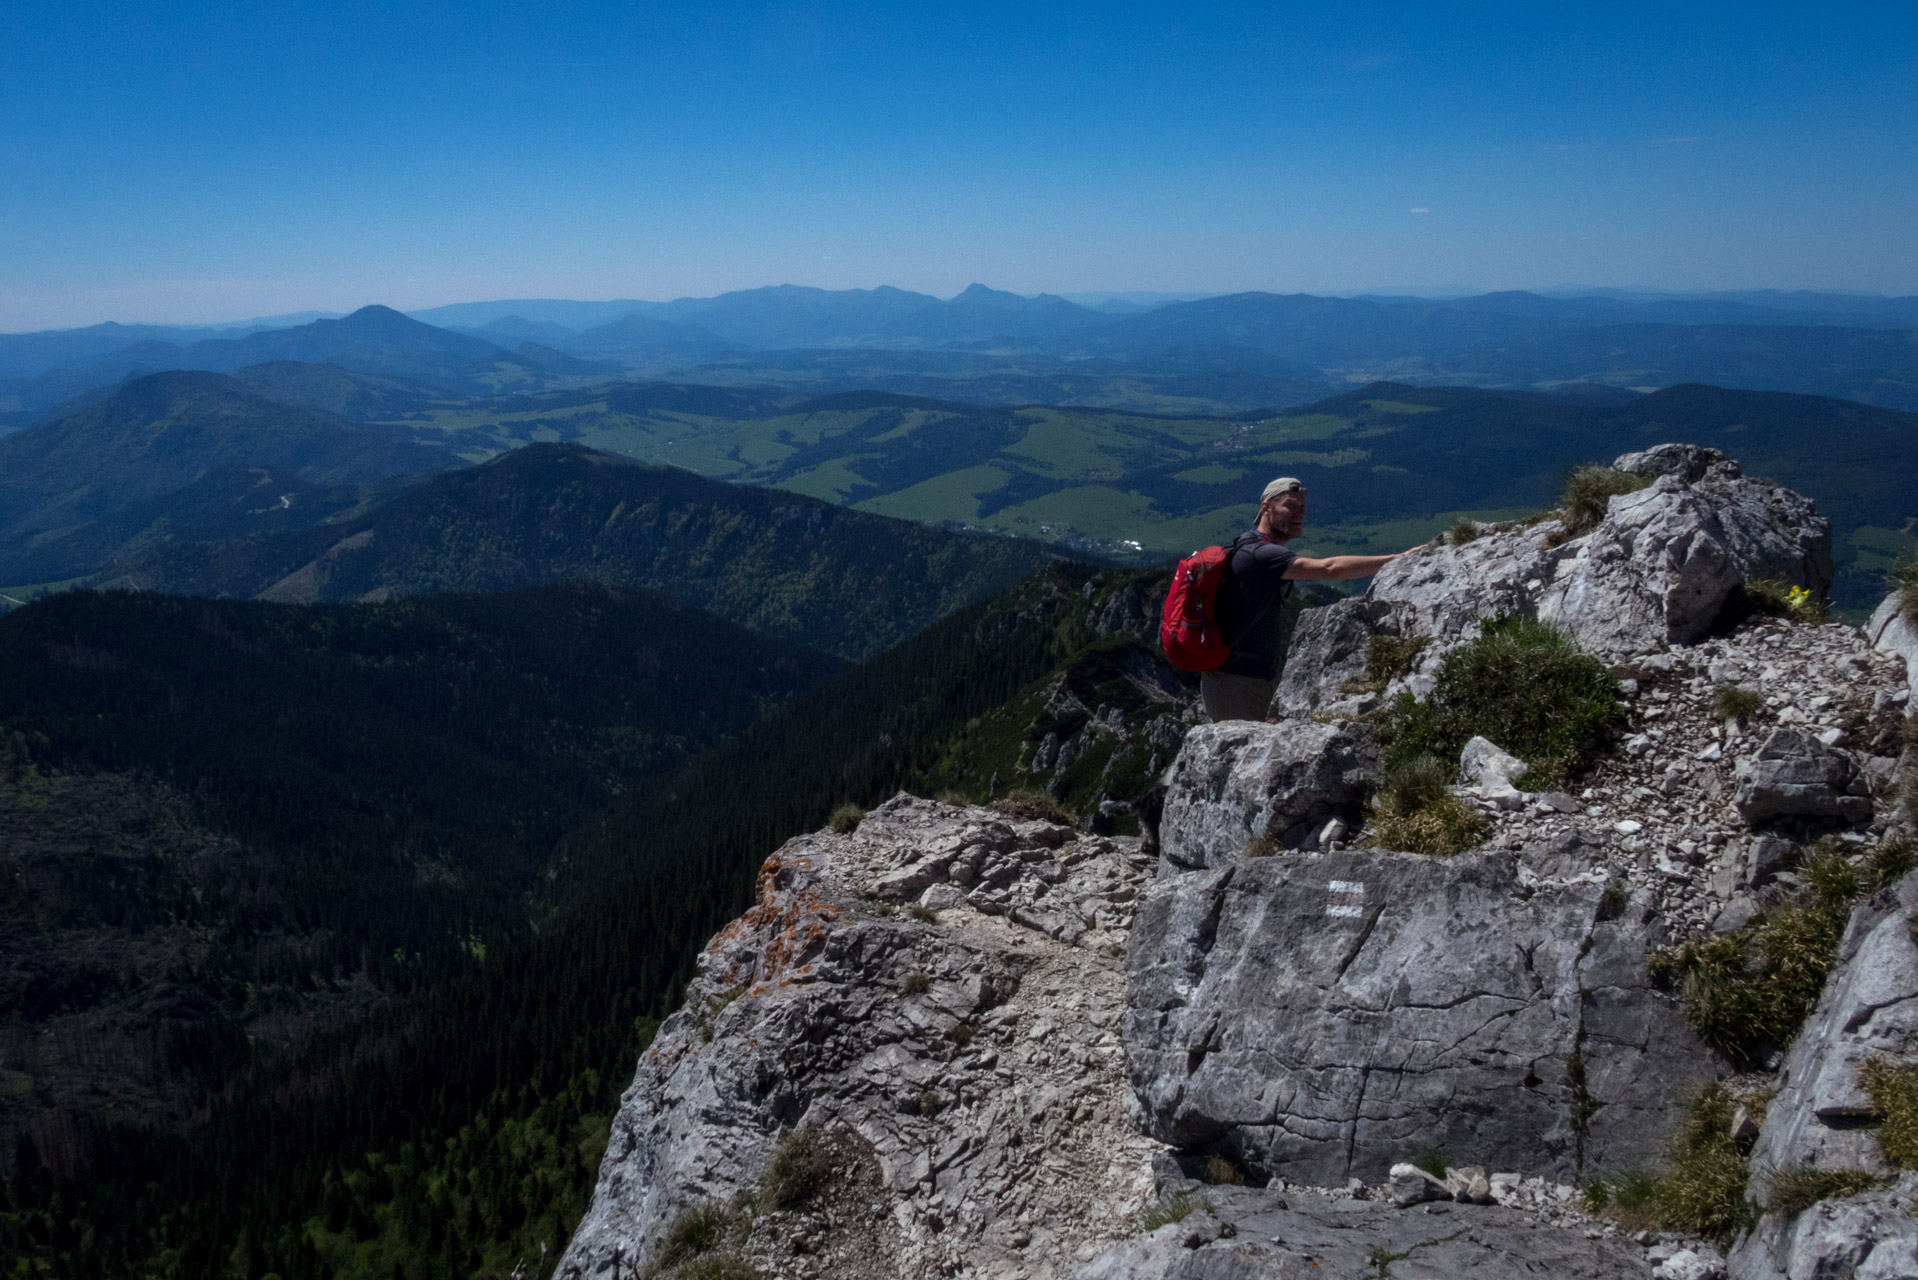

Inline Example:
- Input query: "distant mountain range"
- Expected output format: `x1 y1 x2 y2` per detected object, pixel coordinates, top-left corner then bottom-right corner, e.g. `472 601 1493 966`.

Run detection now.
8 287 1918 433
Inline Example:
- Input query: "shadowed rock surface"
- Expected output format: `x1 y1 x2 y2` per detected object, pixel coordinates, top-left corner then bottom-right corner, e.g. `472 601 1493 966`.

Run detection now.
1123 842 1717 1185
1071 1183 1653 1280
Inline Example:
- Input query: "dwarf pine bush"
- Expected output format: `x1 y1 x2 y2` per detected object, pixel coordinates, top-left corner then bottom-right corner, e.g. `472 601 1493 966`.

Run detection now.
1378 616 1622 788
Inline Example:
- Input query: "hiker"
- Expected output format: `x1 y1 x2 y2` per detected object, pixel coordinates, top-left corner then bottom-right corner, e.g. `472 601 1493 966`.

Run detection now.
1203 477 1412 722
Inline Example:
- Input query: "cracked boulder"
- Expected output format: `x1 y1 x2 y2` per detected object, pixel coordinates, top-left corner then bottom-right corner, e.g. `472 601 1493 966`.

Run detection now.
1732 728 1870 826
1155 720 1378 869
1122 843 1721 1185
1727 871 1918 1280
1274 444 1833 717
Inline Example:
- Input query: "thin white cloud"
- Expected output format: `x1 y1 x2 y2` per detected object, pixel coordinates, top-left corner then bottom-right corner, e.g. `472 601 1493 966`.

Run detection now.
1409 207 1431 214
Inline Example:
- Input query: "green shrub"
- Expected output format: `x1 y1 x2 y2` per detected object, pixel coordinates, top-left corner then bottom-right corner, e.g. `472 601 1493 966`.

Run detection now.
990 788 1078 827
1762 1166 1880 1217
1136 1190 1212 1233
762 1124 832 1209
1738 579 1827 625
827 802 865 834
1404 1147 1448 1181
1648 846 1865 1056
945 1021 975 1049
1559 466 1652 536
1448 518 1480 545
1368 754 1487 856
907 905 938 924
1710 686 1767 724
1378 616 1623 787
1589 1084 1753 1243
1243 833 1279 859
1860 1056 1918 1167
917 1089 944 1117
899 970 930 995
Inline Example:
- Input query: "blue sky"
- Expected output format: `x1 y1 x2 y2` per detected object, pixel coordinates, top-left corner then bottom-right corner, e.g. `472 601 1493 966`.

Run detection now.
2 1 1914 328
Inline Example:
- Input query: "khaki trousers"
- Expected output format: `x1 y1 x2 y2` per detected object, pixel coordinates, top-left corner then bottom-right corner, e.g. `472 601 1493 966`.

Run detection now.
1201 670 1277 723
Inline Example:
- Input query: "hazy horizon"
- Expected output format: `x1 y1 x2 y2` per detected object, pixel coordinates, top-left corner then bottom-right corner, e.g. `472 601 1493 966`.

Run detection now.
4 3 1914 331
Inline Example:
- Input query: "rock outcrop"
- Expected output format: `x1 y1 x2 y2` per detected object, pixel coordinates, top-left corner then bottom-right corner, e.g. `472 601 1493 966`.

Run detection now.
1726 871 1918 1280
558 797 1162 1280
1124 840 1715 1184
1155 720 1375 867
1277 444 1833 719
558 445 1912 1280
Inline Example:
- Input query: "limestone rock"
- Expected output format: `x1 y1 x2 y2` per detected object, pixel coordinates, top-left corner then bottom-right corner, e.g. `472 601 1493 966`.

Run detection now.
1275 445 1834 716
1123 843 1719 1184
557 796 1161 1280
1156 720 1378 870
1729 1173 1918 1280
1069 1184 1653 1279
1726 871 1918 1279
1461 737 1528 790
1733 728 1868 826
1389 1162 1450 1206
1867 591 1918 692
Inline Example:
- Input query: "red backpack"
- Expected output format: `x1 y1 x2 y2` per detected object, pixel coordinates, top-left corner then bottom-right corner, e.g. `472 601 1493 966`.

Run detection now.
1161 541 1237 671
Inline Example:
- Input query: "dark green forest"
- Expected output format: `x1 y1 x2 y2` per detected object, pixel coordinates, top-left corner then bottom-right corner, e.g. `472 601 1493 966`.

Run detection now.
0 561 1174 1279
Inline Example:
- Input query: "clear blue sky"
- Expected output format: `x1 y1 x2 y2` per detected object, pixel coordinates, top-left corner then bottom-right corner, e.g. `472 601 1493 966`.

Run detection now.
2 1 1914 328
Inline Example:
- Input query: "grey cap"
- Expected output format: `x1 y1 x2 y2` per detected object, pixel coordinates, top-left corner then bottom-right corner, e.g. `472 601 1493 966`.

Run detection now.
1261 476 1307 503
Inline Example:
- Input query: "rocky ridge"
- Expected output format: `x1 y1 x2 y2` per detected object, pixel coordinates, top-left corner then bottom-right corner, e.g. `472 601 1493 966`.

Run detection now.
561 445 1916 1280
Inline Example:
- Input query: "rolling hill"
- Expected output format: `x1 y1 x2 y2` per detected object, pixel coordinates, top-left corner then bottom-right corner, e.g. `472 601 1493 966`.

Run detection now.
0 369 459 586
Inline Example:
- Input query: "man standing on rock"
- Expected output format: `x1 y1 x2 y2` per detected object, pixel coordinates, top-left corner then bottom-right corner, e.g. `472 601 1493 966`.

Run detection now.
1204 477 1412 723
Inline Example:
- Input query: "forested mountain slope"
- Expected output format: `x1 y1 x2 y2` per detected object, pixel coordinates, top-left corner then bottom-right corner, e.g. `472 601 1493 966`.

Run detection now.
0 583 840 1186
0 370 457 586
101 442 1059 661
0 562 1185 1279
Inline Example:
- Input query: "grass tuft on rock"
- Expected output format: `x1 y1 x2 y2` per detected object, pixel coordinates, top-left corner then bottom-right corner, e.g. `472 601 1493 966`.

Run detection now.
1342 633 1432 696
653 1202 733 1272
899 969 930 995
1647 844 1865 1057
827 802 865 834
1559 466 1652 537
1379 616 1622 788
1867 838 1916 889
1860 1056 1918 1167
989 788 1079 827
1135 1190 1212 1233
1762 1167 1881 1217
1896 559 1918 628
762 1124 832 1210
1586 1084 1754 1243
1201 1153 1249 1186
1710 686 1767 724
669 1256 763 1280
1367 754 1487 856
1243 832 1280 859
1448 517 1480 545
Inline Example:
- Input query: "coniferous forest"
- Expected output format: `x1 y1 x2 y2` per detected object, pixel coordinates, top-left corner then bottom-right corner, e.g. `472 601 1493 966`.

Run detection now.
0 561 1174 1279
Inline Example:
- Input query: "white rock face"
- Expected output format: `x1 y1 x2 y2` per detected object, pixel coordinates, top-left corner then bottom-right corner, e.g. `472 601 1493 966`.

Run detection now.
556 796 1162 1280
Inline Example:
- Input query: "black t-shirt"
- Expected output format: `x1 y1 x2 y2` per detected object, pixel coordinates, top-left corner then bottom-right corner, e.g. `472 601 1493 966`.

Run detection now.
1216 532 1297 681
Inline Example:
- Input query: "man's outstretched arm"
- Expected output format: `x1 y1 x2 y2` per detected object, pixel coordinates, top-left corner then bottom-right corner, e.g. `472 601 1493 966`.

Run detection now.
1283 552 1399 582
